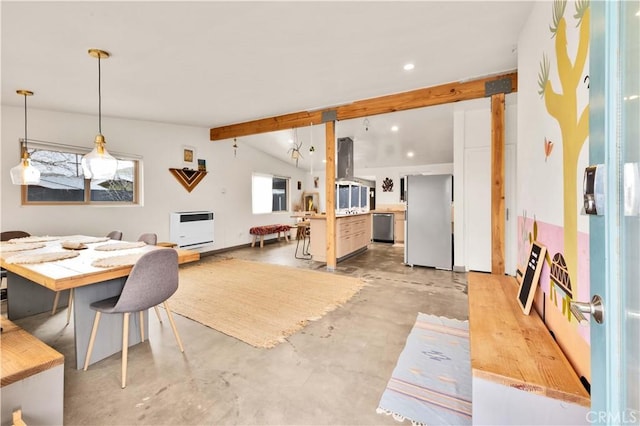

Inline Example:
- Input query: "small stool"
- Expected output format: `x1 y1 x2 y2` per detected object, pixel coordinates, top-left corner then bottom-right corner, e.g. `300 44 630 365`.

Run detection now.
295 223 311 259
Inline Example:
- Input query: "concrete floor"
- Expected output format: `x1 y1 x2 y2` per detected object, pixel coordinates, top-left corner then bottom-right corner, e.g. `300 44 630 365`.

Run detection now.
10 241 469 425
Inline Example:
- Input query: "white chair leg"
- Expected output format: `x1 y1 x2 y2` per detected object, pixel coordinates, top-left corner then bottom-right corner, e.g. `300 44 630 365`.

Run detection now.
84 311 102 371
139 311 145 342
163 301 184 352
153 305 163 324
122 312 130 389
51 291 61 315
65 288 74 325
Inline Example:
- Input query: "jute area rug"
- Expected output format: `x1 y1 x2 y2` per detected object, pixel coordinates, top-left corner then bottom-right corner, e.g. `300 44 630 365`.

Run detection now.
169 258 366 348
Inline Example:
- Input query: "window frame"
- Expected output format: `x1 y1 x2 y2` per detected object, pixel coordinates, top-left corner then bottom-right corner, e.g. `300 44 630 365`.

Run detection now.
251 173 290 214
19 141 141 206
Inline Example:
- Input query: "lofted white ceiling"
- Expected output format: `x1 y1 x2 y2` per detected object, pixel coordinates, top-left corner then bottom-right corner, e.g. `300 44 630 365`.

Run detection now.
1 1 534 171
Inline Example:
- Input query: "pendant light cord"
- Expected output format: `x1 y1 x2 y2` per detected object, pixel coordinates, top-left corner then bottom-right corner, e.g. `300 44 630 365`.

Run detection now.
24 93 28 147
98 54 102 135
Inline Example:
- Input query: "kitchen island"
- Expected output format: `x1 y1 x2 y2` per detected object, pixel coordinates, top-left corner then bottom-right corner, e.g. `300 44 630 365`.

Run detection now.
308 213 372 263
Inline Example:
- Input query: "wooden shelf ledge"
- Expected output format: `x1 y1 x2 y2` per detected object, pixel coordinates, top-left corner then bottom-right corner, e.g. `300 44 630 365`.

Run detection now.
467 272 590 407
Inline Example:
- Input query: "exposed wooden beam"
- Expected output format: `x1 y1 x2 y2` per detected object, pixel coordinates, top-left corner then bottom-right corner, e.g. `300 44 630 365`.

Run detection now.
491 93 505 275
210 111 324 141
336 72 517 121
209 72 517 141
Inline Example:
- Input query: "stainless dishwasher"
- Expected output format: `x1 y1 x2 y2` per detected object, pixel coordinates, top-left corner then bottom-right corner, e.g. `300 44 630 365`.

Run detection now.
372 213 394 243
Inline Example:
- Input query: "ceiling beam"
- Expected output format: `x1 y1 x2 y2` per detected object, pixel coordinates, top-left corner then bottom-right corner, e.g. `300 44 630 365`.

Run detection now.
209 71 517 141
210 111 324 141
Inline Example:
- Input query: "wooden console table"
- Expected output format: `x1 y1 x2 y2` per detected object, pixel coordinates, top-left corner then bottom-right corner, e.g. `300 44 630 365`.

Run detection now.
468 272 590 425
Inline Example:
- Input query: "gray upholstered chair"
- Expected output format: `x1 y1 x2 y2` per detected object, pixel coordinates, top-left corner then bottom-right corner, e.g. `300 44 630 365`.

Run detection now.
137 233 157 245
107 230 123 241
83 249 184 388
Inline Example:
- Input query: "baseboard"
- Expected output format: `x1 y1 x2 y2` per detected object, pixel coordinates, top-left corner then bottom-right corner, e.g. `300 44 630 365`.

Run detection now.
453 265 466 273
199 236 290 258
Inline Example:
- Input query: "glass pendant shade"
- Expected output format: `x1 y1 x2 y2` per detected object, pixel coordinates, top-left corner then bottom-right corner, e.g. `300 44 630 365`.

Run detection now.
10 153 41 185
83 49 117 181
81 134 117 180
11 89 40 185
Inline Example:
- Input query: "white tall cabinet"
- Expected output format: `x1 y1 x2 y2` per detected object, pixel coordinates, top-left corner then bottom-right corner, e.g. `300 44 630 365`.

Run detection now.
453 96 517 275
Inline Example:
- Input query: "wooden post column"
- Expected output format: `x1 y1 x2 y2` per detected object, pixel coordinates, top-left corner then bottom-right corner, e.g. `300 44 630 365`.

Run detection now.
491 93 505 275
325 121 337 270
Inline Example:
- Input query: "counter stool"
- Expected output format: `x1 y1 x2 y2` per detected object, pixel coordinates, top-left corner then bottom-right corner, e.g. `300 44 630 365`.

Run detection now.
295 222 311 259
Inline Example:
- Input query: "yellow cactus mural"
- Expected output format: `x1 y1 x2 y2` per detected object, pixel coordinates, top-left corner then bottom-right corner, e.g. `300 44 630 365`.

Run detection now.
537 0 589 298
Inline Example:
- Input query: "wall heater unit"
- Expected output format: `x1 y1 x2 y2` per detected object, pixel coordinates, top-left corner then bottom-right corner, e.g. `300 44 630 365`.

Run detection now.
169 211 214 249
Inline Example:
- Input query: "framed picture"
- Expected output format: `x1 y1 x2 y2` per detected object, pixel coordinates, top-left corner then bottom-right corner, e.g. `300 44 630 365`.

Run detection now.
182 145 197 169
198 159 207 172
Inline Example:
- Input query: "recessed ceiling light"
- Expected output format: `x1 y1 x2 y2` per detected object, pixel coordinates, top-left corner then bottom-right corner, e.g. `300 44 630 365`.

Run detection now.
391 125 399 132
403 63 415 71
636 9 640 16
407 151 414 158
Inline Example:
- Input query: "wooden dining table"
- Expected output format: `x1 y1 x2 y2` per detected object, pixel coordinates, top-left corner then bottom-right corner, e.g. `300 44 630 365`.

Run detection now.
0 236 199 369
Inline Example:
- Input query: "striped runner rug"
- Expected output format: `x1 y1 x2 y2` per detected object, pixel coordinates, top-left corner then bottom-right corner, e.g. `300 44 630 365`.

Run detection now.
377 313 472 425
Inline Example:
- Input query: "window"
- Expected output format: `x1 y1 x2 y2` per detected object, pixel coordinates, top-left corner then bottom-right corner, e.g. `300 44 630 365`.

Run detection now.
335 182 370 212
252 173 289 214
22 144 139 205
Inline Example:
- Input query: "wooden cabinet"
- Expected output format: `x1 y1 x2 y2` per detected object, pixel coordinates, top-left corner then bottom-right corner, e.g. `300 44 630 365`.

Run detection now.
394 213 405 243
309 213 371 263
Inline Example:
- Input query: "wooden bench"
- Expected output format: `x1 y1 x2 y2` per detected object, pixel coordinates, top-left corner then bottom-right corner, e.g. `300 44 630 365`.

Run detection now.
249 224 292 248
467 272 590 425
1 317 64 425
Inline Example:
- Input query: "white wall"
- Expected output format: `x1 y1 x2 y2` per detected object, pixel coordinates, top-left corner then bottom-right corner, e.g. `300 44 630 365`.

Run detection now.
1 106 308 250
358 163 454 208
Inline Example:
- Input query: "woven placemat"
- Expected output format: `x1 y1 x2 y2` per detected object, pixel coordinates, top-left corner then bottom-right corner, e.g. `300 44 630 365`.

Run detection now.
5 250 80 264
92 253 143 268
8 236 61 243
0 242 46 253
94 241 147 251
62 236 110 244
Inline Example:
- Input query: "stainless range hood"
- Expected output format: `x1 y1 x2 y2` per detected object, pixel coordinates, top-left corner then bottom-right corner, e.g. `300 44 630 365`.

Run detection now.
336 137 375 187
337 137 354 180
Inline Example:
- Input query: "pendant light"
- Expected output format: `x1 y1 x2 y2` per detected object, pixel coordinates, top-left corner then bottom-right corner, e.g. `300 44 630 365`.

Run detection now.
81 49 117 180
10 90 41 185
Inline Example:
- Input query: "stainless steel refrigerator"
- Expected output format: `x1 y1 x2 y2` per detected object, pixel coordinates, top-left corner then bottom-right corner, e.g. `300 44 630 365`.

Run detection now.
404 174 453 270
